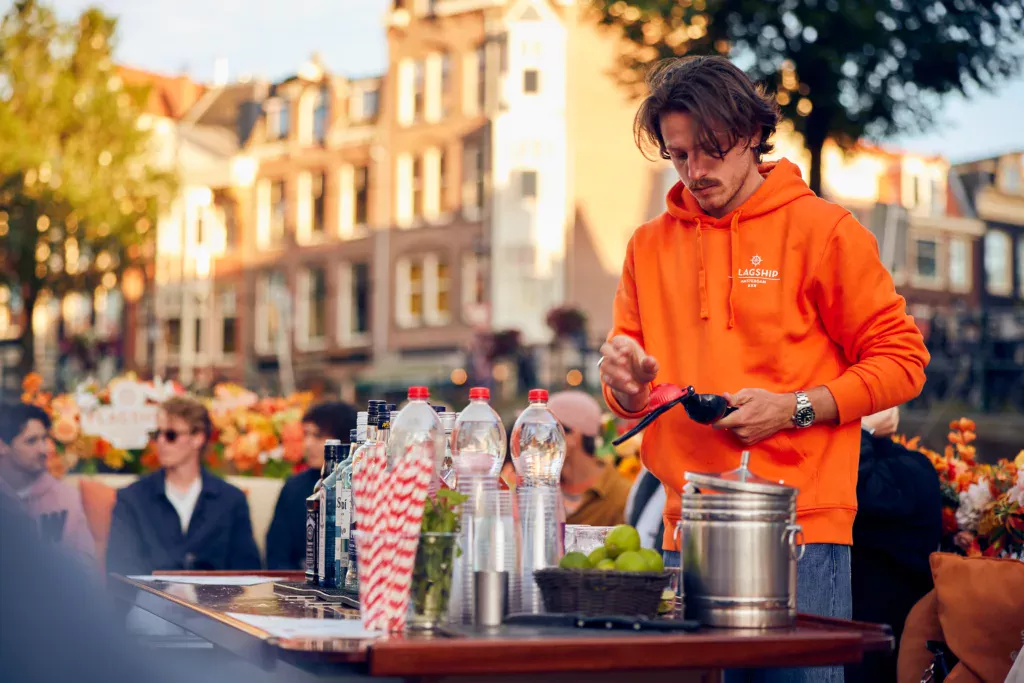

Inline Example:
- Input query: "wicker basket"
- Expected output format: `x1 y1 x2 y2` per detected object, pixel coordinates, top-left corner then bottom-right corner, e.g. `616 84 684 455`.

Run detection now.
533 568 674 618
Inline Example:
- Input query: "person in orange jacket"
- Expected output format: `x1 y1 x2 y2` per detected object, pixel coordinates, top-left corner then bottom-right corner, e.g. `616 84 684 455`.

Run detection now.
599 56 929 683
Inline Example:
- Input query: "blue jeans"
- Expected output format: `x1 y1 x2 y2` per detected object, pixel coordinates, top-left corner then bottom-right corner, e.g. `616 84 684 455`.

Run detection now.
664 543 852 683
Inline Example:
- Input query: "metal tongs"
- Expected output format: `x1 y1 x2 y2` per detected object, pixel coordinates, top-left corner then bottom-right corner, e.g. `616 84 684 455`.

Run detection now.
612 384 737 446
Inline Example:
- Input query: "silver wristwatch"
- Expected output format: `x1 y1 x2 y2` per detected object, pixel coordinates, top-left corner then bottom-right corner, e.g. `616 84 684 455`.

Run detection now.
793 391 815 428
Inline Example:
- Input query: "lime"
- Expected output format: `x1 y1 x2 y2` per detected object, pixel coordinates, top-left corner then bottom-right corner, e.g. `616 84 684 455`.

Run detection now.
587 546 609 566
614 550 648 572
596 559 616 571
559 551 591 570
638 548 665 572
604 524 641 559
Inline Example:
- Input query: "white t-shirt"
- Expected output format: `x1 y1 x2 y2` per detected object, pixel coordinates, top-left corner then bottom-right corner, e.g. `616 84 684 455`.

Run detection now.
164 477 202 534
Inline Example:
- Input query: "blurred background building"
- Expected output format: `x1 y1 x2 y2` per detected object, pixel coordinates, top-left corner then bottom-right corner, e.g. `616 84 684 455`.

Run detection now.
1 0 1021 426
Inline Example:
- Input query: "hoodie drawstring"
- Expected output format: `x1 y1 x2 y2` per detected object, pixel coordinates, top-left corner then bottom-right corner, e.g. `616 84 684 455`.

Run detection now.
728 211 741 329
693 212 741 326
695 219 709 320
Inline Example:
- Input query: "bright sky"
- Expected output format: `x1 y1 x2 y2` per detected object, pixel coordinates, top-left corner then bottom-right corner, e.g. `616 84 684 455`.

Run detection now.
48 0 1024 162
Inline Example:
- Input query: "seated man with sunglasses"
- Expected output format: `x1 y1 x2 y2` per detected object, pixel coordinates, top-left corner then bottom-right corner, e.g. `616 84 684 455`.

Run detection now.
106 396 261 576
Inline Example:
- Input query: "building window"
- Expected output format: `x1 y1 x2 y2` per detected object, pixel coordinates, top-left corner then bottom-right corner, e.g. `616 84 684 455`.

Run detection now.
949 238 970 293
439 151 450 212
268 100 290 140
461 253 487 319
1017 237 1024 296
440 53 451 117
523 69 539 94
299 266 328 347
270 180 286 245
221 199 238 250
362 89 379 121
312 172 326 235
193 316 204 359
413 61 425 121
396 255 450 328
338 262 370 345
165 317 182 355
463 142 485 218
1002 158 1022 195
985 230 1013 296
354 166 369 226
412 155 424 221
434 260 451 325
915 239 937 280
476 45 487 112
313 88 329 144
219 287 237 356
195 209 205 246
521 170 537 198
256 271 286 354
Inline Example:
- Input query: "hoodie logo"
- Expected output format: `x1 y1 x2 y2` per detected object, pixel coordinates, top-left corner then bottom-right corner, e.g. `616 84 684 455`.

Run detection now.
736 254 780 288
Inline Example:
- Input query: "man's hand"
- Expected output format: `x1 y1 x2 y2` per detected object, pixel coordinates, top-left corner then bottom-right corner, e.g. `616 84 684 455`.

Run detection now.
599 335 659 413
862 406 899 437
713 388 797 446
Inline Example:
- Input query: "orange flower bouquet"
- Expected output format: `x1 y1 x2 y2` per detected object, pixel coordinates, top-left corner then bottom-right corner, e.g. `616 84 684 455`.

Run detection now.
896 418 1023 560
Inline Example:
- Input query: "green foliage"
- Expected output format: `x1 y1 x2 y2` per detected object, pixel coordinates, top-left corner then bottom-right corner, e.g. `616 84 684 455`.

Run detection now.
411 489 468 623
421 488 468 533
0 0 177 371
591 0 1024 193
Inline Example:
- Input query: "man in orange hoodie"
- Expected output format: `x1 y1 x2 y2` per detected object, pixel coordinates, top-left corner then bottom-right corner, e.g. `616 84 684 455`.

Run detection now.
600 56 928 682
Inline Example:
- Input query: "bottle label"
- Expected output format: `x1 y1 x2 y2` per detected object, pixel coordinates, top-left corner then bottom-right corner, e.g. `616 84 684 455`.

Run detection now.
338 489 352 540
305 503 319 584
317 492 327 582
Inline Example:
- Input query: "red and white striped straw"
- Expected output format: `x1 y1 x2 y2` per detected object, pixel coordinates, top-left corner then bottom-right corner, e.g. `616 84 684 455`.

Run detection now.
353 443 388 629
387 448 433 630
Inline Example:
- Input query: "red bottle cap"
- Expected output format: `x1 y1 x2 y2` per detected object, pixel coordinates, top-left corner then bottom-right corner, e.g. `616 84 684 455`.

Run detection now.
408 386 430 400
468 387 490 400
527 389 548 402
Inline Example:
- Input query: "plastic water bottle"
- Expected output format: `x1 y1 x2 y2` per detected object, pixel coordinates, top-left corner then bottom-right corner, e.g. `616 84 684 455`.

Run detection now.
511 389 566 614
452 387 507 478
438 410 458 489
388 386 445 480
510 389 565 487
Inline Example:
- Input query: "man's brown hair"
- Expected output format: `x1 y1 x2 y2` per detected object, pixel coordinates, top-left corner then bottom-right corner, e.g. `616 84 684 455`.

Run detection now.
634 56 780 163
161 395 212 447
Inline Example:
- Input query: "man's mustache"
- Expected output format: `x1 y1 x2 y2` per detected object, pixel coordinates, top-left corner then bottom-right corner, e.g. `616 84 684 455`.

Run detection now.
690 180 720 191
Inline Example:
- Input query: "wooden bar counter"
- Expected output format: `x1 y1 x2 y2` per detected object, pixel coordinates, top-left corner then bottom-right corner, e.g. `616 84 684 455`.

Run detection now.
111 572 892 683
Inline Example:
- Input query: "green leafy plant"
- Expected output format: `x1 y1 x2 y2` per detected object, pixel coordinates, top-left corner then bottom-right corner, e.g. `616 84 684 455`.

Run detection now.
421 488 468 533
410 489 467 627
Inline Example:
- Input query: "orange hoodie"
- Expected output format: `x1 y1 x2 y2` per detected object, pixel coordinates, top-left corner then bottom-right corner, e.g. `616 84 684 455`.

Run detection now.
603 159 929 550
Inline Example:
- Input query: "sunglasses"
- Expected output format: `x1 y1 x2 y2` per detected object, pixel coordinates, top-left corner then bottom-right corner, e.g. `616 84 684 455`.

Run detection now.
150 428 197 443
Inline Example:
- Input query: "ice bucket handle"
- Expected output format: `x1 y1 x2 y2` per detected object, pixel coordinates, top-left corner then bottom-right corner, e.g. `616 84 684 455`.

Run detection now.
784 524 806 562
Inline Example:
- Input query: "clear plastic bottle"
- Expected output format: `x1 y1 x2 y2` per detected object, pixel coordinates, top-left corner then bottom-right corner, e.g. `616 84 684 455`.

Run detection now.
452 387 507 478
510 389 566 487
439 411 458 489
388 386 445 479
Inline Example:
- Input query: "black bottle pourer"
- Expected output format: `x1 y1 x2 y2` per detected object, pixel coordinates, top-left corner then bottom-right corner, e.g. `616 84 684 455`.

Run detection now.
611 384 737 446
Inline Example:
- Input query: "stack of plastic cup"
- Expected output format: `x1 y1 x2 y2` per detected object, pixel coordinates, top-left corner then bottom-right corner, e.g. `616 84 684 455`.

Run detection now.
516 486 563 614
449 452 510 624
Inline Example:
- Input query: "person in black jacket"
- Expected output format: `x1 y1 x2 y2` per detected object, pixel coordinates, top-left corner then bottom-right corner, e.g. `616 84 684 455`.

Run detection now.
848 407 942 683
265 401 357 570
106 396 261 575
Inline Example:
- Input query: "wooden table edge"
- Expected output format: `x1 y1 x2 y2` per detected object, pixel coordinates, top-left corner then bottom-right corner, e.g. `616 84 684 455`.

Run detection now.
109 574 372 666
368 628 878 677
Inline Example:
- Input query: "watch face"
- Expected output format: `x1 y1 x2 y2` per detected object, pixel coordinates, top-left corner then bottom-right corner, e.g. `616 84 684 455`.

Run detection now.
794 406 815 427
